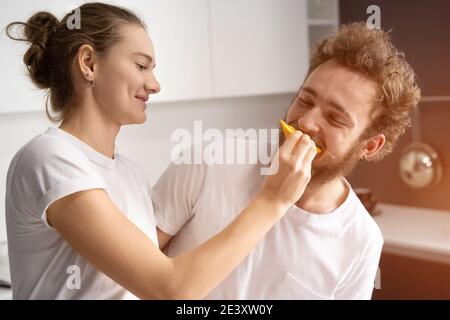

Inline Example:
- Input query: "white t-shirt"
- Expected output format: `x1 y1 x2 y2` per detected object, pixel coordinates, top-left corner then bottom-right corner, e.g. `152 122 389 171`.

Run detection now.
5 127 158 299
152 140 384 300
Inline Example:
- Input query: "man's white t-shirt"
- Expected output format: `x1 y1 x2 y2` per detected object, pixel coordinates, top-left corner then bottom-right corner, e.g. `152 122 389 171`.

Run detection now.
152 140 384 300
5 127 158 299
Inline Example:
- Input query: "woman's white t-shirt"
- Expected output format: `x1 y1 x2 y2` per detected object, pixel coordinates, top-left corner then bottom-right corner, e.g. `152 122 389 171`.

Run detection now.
5 127 158 299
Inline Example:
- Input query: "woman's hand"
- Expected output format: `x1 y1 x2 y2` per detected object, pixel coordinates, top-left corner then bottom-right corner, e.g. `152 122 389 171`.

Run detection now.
259 131 317 215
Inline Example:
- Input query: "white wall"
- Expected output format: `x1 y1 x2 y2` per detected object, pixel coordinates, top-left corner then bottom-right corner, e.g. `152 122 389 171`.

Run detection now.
0 93 294 243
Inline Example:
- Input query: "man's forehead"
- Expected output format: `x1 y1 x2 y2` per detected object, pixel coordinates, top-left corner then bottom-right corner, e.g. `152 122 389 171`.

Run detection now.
301 61 378 120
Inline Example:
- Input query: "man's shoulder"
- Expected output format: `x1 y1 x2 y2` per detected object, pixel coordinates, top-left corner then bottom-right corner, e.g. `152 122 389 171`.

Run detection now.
346 188 384 249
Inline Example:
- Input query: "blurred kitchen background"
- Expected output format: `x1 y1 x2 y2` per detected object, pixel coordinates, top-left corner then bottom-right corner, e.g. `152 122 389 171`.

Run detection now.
0 0 449 299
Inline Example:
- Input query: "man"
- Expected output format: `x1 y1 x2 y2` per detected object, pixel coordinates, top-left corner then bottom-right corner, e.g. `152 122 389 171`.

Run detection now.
151 22 421 299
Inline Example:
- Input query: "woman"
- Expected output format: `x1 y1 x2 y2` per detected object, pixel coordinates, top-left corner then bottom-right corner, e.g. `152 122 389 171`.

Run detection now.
5 2 317 299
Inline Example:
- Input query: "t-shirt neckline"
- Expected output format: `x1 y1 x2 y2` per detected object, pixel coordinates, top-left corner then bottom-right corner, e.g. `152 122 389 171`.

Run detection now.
287 178 355 223
45 127 117 170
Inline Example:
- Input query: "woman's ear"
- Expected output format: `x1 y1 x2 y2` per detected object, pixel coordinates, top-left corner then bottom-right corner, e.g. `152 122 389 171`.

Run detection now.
77 44 96 81
361 133 385 161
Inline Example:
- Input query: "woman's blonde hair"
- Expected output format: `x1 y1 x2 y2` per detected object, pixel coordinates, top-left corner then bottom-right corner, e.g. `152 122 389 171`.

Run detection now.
308 22 421 161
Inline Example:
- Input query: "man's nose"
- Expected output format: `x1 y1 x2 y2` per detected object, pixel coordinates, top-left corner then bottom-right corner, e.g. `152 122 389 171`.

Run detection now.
298 108 321 134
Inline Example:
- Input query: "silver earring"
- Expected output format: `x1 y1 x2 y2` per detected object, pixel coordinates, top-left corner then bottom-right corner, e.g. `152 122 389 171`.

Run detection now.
86 77 95 87
85 73 94 87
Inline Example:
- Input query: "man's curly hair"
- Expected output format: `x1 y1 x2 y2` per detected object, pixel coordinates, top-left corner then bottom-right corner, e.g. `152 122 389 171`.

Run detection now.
307 22 421 161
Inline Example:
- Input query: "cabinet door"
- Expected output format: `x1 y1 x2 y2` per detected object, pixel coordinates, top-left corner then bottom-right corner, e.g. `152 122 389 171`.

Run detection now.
102 0 213 103
0 0 76 113
209 0 309 97
0 0 213 114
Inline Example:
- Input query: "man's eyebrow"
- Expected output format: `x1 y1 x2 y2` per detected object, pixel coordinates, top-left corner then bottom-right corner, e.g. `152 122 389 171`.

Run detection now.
328 100 354 124
301 86 354 124
132 52 153 64
301 86 317 97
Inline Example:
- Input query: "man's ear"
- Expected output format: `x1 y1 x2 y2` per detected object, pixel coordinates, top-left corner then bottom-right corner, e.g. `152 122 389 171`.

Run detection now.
361 133 385 160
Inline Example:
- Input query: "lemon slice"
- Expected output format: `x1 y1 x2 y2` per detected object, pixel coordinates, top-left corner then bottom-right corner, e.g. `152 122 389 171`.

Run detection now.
280 120 322 153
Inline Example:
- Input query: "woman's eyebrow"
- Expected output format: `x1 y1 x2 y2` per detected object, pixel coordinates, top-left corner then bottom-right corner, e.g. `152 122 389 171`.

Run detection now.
132 52 153 64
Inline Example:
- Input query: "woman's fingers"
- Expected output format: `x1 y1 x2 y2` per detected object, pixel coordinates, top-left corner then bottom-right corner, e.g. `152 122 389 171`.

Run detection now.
280 130 302 157
303 141 317 167
291 134 313 165
260 130 317 209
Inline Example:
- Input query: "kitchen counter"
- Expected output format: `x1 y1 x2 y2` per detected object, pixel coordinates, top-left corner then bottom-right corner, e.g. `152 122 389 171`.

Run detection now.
374 203 450 265
0 287 12 300
0 242 11 300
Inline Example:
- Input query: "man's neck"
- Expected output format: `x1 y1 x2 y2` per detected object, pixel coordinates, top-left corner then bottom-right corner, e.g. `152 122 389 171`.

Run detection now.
295 177 349 214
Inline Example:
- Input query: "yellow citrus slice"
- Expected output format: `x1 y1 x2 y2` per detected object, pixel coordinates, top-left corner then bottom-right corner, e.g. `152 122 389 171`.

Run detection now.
280 119 322 153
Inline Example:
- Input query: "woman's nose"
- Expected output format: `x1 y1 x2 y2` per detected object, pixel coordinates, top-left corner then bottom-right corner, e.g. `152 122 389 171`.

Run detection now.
145 74 161 94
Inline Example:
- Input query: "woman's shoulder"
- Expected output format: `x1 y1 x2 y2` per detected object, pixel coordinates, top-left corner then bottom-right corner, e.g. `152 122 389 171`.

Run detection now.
13 130 87 167
8 129 89 181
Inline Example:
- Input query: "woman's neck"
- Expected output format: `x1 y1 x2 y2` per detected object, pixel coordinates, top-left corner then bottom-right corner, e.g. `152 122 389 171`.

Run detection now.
59 103 120 159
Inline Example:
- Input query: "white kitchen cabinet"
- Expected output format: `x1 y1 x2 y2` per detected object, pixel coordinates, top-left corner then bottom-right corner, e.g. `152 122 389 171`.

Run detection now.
208 0 309 97
0 0 317 114
307 0 339 56
0 0 212 113
116 0 212 103
0 1 78 113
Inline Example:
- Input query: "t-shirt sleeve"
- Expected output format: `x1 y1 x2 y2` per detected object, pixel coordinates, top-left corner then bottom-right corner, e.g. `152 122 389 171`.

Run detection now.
9 136 108 229
334 229 384 300
151 146 208 236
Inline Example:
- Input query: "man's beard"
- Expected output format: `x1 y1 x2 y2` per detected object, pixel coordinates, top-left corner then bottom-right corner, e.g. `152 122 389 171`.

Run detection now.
279 121 364 189
278 128 363 188
309 141 362 187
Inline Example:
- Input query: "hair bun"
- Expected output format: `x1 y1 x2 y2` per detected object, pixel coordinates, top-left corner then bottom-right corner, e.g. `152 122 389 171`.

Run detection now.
24 11 59 45
24 12 59 88
7 11 59 88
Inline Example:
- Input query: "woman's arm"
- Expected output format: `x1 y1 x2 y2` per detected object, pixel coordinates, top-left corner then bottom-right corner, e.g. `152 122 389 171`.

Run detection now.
157 228 173 250
47 131 316 299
